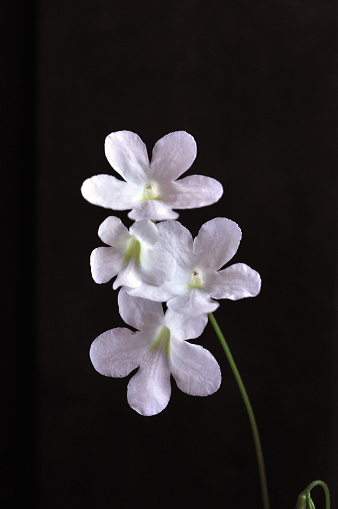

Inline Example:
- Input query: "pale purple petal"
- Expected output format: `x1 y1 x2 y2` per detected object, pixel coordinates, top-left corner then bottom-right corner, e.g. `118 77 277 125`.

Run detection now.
162 264 191 293
89 328 149 378
128 200 178 221
140 248 176 286
170 341 221 396
130 264 191 303
149 131 197 181
81 174 139 209
156 220 193 267
165 175 223 209
98 216 129 246
167 289 219 316
90 247 123 283
104 131 150 184
127 349 171 416
208 263 261 300
112 259 143 289
193 218 242 271
118 287 164 330
164 309 208 341
129 219 158 246
124 281 175 302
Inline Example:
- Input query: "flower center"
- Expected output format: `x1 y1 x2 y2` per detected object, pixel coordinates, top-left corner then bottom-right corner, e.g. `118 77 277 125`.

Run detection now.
187 269 204 289
123 237 141 264
141 182 161 201
150 326 171 356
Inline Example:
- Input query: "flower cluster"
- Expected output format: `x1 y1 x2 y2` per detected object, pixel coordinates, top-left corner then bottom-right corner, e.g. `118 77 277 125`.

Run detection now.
82 130 261 416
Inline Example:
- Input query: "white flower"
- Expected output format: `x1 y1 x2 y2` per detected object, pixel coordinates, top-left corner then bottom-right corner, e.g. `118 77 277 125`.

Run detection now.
81 130 223 221
90 288 221 416
127 218 261 316
90 216 175 290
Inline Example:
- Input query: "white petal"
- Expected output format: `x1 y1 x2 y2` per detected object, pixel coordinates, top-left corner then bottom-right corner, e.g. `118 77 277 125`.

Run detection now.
90 247 123 283
112 258 143 289
129 219 158 246
164 309 208 341
156 220 193 267
193 218 242 271
81 174 139 210
104 131 150 184
89 328 149 377
170 341 221 396
134 262 193 304
167 289 219 316
208 263 261 300
127 349 171 416
118 287 164 330
98 216 129 246
149 131 197 181
165 175 223 209
125 281 175 302
140 248 176 286
128 200 178 221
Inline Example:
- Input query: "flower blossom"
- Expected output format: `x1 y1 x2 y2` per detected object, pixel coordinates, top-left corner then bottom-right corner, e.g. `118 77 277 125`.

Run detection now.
90 288 221 416
90 216 175 290
81 130 223 221
127 218 261 316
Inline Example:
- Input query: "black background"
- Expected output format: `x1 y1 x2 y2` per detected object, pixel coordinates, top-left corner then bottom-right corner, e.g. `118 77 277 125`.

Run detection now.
3 0 338 508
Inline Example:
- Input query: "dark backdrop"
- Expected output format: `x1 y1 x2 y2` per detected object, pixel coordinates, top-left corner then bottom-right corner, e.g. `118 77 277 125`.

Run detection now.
4 0 338 508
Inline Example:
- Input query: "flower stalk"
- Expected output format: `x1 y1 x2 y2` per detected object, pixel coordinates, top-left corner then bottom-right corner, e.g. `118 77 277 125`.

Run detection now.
208 312 270 509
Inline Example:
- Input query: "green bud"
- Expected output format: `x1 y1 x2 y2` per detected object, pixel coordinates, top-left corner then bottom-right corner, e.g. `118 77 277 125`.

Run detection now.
295 494 307 509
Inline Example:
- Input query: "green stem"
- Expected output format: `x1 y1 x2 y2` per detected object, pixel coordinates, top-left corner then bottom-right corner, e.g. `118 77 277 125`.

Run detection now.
208 312 270 509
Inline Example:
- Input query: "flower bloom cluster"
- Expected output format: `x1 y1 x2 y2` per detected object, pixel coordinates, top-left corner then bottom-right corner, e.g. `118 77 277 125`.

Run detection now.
82 130 261 416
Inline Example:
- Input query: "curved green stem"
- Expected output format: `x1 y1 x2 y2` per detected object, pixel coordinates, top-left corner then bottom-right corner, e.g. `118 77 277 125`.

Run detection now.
298 480 330 509
208 312 270 509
